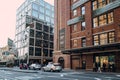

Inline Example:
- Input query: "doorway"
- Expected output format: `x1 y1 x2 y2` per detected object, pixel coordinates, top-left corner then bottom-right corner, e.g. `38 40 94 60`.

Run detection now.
58 57 64 68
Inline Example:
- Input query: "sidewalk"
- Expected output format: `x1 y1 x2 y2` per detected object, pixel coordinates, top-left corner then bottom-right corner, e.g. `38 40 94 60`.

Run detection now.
0 67 38 73
63 68 120 75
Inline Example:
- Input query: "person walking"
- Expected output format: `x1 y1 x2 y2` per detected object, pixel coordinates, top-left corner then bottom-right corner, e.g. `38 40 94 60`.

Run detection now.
103 62 106 72
97 62 101 73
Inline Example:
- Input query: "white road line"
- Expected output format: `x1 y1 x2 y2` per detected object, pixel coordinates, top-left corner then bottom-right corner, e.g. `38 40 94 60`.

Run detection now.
94 78 101 80
15 76 42 80
116 75 120 77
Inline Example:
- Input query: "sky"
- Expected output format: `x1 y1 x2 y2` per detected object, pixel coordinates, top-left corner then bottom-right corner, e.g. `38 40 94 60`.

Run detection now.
0 0 54 47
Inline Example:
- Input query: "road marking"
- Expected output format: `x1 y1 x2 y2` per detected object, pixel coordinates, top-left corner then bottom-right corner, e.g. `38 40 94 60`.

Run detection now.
15 76 42 80
116 75 120 77
94 78 101 80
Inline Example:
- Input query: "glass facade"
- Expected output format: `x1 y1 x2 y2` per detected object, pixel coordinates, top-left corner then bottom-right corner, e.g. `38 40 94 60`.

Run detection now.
15 0 54 63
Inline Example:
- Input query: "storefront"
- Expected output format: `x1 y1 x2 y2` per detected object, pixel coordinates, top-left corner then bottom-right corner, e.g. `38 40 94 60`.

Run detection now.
62 43 120 72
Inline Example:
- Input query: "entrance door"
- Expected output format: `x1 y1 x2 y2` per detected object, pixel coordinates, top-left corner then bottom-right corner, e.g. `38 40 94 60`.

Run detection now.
82 60 86 69
58 57 64 68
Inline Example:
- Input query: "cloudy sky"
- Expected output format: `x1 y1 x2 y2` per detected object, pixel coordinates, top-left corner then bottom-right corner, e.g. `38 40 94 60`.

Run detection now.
0 0 54 47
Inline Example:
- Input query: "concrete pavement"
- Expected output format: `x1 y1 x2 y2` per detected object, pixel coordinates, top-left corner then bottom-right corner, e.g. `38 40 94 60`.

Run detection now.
0 67 38 73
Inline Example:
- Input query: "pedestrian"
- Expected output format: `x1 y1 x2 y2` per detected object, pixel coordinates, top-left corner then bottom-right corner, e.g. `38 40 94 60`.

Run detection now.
97 62 101 73
93 63 96 72
95 62 98 72
103 62 106 72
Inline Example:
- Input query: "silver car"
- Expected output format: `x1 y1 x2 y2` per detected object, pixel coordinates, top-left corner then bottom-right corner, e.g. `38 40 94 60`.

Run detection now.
42 62 62 72
29 63 41 70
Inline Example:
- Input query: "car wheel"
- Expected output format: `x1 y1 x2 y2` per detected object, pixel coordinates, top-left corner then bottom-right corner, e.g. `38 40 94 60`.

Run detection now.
33 67 36 70
51 69 53 72
42 68 45 72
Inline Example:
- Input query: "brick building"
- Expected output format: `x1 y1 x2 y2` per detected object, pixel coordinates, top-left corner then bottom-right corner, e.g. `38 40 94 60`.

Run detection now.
53 0 120 72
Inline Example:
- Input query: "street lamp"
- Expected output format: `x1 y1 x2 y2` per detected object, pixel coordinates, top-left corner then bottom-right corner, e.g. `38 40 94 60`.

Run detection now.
41 32 44 65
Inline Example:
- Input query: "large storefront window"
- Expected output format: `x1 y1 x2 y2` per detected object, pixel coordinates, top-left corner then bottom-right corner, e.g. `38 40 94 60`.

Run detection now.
95 55 115 69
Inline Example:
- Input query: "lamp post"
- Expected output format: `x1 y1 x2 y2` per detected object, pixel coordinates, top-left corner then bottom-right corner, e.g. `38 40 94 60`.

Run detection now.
41 32 44 65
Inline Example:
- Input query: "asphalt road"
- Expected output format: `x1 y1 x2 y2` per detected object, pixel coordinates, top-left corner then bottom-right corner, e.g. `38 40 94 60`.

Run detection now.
0 69 120 80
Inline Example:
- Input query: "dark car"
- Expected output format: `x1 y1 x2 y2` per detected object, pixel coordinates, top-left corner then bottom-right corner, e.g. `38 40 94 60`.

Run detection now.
19 63 28 69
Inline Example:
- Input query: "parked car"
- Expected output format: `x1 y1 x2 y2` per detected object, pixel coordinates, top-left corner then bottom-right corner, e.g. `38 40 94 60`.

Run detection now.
42 62 62 72
19 63 28 69
29 63 41 70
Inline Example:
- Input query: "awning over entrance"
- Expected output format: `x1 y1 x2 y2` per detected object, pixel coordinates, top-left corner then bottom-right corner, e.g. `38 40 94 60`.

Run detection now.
62 42 120 54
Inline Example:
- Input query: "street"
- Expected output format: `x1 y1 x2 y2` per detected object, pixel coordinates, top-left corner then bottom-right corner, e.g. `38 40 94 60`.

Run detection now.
0 68 120 80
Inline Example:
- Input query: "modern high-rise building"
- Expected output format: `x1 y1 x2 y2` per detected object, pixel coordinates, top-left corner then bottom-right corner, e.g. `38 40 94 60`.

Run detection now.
15 0 54 64
54 0 120 72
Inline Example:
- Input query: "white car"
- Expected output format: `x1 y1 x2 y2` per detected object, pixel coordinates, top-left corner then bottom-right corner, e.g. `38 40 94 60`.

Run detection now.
42 63 62 72
29 63 41 70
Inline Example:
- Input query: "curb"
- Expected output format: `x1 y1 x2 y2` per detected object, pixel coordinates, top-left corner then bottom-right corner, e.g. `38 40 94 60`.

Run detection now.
0 68 38 73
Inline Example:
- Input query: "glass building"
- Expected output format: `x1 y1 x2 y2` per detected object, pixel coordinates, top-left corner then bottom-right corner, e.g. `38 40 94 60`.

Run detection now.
15 0 54 64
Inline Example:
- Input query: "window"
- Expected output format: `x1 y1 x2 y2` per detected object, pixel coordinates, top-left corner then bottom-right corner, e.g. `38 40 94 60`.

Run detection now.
81 6 85 15
35 48 41 56
39 13 44 20
93 17 98 28
46 10 51 16
52 12 54 18
32 10 38 18
81 38 86 47
32 3 39 10
108 12 113 24
51 19 54 24
73 9 77 16
46 3 51 10
39 6 44 13
92 0 115 10
99 14 107 26
93 35 99 45
109 32 115 43
73 0 77 2
73 24 77 31
92 1 97 10
100 33 107 45
39 0 44 6
81 21 86 31
73 40 77 47
45 16 50 22
93 12 114 28
98 0 106 8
